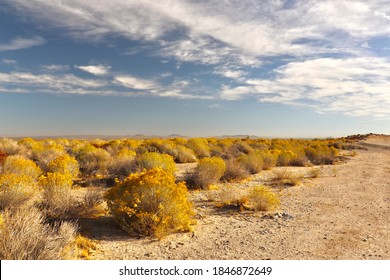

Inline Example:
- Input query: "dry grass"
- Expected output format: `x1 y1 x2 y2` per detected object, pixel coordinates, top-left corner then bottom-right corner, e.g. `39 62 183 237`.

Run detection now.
79 187 107 218
209 185 280 212
271 169 303 186
0 173 38 211
74 234 98 260
307 167 321 178
0 207 78 260
221 159 250 182
243 185 281 211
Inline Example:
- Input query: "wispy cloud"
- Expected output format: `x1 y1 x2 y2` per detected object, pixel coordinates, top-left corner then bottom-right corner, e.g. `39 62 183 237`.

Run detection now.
76 65 111 76
42 64 70 72
114 75 157 90
0 36 45 51
2 59 17 64
220 56 390 118
0 71 106 95
3 0 390 117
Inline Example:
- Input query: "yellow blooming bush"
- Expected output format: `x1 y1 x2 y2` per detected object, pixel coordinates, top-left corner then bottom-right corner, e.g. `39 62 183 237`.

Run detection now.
243 185 280 211
48 154 80 178
108 149 137 179
105 168 194 238
2 155 42 179
134 152 176 173
39 172 75 217
276 150 297 166
186 157 226 189
238 151 264 174
31 142 66 171
0 173 38 210
73 144 112 176
186 138 210 158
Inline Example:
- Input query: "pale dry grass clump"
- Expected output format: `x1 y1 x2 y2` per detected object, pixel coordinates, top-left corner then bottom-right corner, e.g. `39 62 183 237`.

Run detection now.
79 187 107 218
209 185 280 212
271 169 303 186
243 185 281 211
39 172 77 218
0 207 78 260
221 159 250 182
307 167 321 178
0 173 38 211
0 138 20 155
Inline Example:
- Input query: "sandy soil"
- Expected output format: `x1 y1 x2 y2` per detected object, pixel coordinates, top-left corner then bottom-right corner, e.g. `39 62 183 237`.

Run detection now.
81 136 390 260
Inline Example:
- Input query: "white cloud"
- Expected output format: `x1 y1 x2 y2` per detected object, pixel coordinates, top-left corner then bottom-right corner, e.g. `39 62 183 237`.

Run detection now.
0 36 45 51
42 64 70 71
114 75 157 90
208 103 222 109
2 59 17 64
220 56 390 117
0 71 106 95
76 65 111 76
3 0 390 117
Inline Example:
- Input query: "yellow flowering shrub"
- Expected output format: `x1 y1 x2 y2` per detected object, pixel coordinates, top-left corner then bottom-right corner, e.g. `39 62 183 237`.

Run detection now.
186 157 226 189
39 172 75 217
243 185 280 211
105 168 194 238
0 173 38 210
238 151 264 174
276 150 297 166
73 144 112 176
134 152 176 173
186 138 210 158
48 154 80 178
31 142 66 171
2 155 42 180
108 149 137 178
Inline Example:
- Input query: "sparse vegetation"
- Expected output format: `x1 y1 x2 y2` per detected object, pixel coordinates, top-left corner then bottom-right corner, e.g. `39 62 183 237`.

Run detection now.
0 134 363 259
272 169 303 186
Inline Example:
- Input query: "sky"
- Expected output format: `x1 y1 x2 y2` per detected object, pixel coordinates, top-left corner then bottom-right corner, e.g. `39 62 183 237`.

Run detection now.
0 0 390 138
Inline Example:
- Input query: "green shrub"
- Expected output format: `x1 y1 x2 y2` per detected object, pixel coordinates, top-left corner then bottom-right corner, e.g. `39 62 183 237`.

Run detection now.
105 168 194 239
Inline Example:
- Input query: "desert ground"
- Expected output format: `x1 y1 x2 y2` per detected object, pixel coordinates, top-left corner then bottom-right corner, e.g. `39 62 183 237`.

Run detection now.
78 135 390 260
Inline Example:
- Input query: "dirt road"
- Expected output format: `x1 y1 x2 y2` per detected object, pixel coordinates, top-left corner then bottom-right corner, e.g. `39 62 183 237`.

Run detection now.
88 138 390 260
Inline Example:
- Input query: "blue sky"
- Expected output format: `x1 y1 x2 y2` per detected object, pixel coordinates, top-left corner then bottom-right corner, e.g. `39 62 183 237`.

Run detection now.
0 0 389 138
